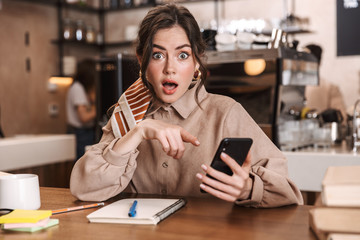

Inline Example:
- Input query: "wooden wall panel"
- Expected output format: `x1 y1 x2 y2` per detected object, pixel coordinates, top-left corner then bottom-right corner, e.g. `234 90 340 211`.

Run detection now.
0 1 67 137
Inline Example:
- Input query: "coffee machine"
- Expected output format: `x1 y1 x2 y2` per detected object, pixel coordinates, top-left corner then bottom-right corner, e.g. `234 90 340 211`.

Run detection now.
205 47 319 149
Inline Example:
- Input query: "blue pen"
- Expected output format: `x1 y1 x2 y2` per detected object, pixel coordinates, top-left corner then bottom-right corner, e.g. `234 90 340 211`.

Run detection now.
128 200 137 217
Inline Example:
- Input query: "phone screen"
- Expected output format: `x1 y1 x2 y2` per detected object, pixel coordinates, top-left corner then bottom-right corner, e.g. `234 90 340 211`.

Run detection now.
201 138 253 193
211 138 253 175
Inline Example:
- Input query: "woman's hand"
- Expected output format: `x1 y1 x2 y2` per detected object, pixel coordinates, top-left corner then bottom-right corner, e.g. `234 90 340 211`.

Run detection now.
76 104 96 124
114 119 200 159
196 152 253 202
138 119 200 159
88 88 96 105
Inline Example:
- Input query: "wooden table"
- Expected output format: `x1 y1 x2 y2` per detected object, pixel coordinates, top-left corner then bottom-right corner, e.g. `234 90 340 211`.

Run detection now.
1 187 316 240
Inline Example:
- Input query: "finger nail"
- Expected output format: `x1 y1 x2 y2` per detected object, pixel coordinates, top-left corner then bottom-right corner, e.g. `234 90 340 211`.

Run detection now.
201 164 207 171
200 183 206 189
196 173 202 179
195 140 200 145
221 152 227 158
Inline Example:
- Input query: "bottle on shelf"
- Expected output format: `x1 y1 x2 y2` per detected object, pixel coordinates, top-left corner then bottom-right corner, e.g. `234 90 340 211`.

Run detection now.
63 18 75 40
66 0 88 6
104 0 120 9
120 0 132 8
288 106 319 120
96 32 103 45
78 0 88 6
86 25 96 43
110 0 119 8
75 19 85 42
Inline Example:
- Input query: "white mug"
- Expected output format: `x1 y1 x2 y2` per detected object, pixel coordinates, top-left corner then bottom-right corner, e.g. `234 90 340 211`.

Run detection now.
0 174 41 210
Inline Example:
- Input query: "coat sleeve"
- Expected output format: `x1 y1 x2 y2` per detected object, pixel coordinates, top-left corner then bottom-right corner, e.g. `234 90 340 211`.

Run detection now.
223 103 304 208
70 120 138 201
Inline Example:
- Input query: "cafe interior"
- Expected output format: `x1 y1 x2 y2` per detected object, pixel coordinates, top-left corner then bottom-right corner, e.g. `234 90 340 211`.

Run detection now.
0 0 360 207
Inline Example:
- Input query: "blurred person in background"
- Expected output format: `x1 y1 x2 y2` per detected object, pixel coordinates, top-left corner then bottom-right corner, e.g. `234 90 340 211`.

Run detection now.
66 59 97 160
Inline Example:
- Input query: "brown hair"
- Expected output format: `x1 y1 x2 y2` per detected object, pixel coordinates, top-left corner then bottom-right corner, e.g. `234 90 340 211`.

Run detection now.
135 4 207 104
75 59 96 94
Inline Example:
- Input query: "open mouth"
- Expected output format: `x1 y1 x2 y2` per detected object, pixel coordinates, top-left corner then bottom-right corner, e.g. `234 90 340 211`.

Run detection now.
162 79 178 94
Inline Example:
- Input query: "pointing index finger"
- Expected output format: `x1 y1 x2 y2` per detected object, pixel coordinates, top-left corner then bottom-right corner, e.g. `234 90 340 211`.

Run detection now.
180 128 200 146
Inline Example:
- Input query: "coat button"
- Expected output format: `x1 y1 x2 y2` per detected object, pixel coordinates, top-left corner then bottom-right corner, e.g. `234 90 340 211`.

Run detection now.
162 162 168 168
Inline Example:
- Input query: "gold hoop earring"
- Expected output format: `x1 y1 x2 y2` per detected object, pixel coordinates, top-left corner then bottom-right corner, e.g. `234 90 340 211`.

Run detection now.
193 69 201 81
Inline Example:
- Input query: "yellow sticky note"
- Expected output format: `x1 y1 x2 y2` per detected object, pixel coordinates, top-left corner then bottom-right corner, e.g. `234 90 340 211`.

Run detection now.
0 209 52 224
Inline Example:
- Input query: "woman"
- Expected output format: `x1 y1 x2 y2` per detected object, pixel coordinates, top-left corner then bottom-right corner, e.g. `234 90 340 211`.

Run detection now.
66 59 97 160
70 4 303 208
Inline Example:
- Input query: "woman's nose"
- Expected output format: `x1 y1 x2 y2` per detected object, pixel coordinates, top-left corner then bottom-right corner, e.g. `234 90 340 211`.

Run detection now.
163 57 176 75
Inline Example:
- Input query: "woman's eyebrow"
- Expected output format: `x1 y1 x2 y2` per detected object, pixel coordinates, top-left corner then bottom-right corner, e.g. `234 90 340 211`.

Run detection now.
153 44 191 50
153 44 166 50
176 44 191 50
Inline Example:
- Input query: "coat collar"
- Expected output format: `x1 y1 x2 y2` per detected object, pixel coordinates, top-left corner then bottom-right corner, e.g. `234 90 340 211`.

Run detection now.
146 81 208 119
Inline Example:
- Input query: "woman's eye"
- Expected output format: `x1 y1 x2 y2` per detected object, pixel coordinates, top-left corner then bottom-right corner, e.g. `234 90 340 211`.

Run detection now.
179 52 189 60
152 52 164 60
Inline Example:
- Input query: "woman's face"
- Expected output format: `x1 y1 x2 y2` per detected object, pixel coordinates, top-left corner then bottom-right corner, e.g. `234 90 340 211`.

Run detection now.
145 25 199 104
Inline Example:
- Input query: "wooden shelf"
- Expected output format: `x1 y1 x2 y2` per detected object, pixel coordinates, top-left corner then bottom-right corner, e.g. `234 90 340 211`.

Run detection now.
258 29 313 36
12 0 212 12
51 39 134 48
102 40 135 48
12 0 58 6
60 2 155 13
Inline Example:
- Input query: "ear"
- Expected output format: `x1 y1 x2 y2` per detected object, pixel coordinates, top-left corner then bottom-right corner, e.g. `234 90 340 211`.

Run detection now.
195 62 200 70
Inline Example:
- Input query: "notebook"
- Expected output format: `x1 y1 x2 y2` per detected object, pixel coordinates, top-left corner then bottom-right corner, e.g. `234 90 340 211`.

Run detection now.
309 208 360 240
87 198 186 225
321 165 360 207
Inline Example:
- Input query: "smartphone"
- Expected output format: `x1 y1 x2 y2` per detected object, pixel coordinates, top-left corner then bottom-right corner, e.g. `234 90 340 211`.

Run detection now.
201 138 253 192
